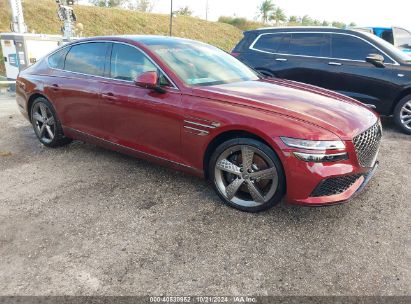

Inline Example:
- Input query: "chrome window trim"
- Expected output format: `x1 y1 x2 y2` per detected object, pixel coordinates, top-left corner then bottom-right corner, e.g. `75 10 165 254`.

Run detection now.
46 40 180 90
249 31 399 66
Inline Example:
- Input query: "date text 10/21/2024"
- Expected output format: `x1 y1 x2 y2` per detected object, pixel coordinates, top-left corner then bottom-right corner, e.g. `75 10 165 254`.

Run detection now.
149 296 258 303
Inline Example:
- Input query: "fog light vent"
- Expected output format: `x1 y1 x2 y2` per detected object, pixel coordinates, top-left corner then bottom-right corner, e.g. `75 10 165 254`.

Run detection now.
310 174 363 197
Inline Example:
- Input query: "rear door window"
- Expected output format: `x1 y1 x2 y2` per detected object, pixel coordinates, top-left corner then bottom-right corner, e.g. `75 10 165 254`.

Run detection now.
252 33 291 54
331 34 387 61
64 42 109 76
288 33 331 57
48 47 69 69
277 34 291 53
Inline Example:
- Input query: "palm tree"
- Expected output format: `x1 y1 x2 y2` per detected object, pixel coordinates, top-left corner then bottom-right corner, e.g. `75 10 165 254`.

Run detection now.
270 7 286 26
313 19 321 26
288 15 300 25
301 15 313 26
322 20 330 27
136 0 153 12
258 0 275 24
176 6 193 16
332 21 346 29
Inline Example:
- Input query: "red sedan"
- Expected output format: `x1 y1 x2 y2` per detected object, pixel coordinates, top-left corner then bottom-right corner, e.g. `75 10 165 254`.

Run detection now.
16 36 382 212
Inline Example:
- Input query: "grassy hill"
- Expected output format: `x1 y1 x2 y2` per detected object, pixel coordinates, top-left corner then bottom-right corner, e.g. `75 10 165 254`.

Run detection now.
0 0 243 76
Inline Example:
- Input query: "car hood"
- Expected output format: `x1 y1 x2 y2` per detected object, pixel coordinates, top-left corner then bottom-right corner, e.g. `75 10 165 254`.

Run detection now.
190 78 378 140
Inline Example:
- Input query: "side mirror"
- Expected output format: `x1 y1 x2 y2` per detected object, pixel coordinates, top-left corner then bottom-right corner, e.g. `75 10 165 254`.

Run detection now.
134 71 166 93
366 54 385 68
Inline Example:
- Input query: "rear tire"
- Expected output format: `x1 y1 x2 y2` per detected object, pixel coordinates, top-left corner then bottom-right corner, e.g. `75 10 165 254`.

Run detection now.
209 138 285 213
30 97 72 147
394 95 411 135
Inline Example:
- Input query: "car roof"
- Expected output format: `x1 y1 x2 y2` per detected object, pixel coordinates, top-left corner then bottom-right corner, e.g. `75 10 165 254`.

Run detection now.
241 26 411 64
123 35 198 44
245 27 358 35
66 35 200 46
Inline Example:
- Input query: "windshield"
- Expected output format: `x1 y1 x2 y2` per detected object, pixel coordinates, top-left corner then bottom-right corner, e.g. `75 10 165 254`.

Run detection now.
361 32 411 62
146 40 259 86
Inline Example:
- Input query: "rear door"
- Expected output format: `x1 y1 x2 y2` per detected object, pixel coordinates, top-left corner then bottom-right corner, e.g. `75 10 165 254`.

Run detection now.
273 32 333 89
246 32 333 89
245 32 292 77
46 42 110 137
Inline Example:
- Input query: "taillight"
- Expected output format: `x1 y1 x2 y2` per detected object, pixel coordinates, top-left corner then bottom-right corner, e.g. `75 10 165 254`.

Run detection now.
231 52 240 57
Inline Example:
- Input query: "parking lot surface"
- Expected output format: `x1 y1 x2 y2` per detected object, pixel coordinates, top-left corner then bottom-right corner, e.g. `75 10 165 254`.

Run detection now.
0 95 410 296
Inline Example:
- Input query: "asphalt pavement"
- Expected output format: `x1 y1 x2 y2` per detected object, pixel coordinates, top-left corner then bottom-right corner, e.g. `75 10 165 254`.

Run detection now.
0 95 410 296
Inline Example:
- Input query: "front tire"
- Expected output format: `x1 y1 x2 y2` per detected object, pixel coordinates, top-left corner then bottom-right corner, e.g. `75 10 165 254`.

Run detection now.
30 97 72 147
209 138 285 213
394 95 411 135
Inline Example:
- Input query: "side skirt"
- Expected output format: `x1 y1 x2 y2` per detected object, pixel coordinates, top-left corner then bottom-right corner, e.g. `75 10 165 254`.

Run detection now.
63 126 204 178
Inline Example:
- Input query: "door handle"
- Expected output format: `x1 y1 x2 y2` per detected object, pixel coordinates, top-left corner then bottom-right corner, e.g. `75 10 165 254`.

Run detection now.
328 62 342 66
51 84 59 91
276 58 288 62
101 92 117 102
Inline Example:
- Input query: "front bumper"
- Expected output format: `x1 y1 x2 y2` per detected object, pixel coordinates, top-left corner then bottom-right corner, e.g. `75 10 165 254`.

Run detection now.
289 161 378 206
273 137 379 206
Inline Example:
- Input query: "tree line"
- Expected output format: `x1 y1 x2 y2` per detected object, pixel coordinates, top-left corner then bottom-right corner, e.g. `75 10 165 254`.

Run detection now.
91 0 154 12
90 0 192 15
89 0 355 29
256 0 356 28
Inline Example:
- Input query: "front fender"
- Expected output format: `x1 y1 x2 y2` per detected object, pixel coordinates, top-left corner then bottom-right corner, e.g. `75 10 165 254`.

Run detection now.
180 94 339 174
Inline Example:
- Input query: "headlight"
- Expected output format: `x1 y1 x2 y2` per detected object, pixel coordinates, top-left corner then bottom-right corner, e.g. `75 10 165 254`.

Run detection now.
293 152 348 163
280 137 345 150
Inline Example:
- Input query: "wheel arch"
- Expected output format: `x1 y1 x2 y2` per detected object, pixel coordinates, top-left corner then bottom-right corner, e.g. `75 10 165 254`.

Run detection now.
27 92 48 120
392 88 411 114
203 129 284 180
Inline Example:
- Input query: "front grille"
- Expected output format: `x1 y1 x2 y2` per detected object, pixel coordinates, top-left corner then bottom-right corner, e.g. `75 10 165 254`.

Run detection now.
310 174 363 197
353 121 382 167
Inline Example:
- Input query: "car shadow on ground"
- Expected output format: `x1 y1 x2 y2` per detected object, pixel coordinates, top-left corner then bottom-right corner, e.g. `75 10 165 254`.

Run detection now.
60 139 358 224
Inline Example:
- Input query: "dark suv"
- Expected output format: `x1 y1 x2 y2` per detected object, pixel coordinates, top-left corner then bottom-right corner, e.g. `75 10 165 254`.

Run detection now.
232 27 411 134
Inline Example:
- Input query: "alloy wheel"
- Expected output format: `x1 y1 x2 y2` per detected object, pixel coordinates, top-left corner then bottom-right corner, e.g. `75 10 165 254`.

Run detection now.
214 145 279 207
400 100 411 131
32 103 56 144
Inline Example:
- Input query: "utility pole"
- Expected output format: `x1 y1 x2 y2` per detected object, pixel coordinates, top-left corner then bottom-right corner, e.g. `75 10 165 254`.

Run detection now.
169 0 173 36
205 0 209 21
8 0 27 33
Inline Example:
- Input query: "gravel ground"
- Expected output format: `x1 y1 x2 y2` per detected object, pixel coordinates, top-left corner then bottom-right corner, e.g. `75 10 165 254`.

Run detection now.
0 95 410 296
